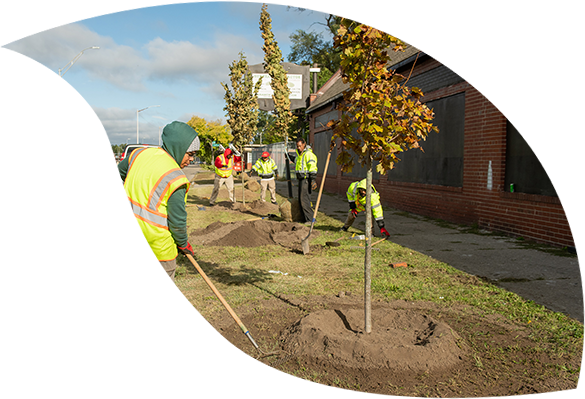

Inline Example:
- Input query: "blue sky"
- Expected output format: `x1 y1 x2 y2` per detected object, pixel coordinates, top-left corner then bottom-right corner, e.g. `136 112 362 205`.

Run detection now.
4 2 332 145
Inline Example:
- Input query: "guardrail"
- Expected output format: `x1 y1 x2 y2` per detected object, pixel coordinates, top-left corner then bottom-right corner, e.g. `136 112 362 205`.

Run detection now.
0 159 119 181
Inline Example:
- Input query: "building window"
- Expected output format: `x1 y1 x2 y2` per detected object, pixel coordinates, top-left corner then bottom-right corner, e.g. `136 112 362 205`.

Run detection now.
387 93 465 187
505 62 585 199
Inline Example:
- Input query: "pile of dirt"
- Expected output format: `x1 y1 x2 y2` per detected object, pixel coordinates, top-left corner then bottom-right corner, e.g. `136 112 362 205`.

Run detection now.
246 178 261 192
189 219 316 248
245 199 279 215
280 307 464 372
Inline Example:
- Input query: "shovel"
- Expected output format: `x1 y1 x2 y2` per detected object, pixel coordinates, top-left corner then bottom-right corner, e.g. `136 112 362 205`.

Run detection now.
301 146 333 255
185 253 277 357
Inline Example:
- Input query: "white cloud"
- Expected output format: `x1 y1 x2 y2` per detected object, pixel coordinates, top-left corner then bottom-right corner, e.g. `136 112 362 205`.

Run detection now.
4 23 104 69
4 23 148 91
5 21 265 92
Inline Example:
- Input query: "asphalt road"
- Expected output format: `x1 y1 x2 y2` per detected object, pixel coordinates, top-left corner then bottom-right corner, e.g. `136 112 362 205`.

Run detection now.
0 167 194 398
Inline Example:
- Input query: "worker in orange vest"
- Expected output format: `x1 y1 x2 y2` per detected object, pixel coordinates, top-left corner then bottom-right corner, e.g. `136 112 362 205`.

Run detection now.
209 147 241 205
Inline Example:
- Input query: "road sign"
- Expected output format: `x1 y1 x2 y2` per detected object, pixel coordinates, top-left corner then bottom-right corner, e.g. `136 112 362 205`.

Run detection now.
248 62 310 111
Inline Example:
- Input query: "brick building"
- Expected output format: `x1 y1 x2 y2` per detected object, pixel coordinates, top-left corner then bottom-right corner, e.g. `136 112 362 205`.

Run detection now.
306 0 585 248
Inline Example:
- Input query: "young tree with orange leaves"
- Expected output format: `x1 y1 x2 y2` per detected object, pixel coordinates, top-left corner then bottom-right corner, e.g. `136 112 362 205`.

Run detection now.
331 19 438 333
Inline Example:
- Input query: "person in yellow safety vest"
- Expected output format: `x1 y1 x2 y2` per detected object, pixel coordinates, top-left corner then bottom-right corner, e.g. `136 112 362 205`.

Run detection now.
117 121 200 280
251 151 279 204
289 137 318 225
340 178 390 237
209 147 241 206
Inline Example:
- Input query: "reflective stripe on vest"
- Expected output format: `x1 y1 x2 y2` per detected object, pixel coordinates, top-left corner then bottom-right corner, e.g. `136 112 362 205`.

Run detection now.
253 158 277 178
124 148 190 261
295 149 317 177
215 154 233 178
130 200 168 229
348 180 383 220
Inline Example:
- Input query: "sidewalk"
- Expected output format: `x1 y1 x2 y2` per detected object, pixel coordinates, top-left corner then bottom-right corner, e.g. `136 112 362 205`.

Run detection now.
47 173 585 398
274 178 583 323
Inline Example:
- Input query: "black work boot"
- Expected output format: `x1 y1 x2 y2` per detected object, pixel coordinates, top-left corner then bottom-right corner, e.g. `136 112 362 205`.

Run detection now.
148 333 191 355
110 328 142 364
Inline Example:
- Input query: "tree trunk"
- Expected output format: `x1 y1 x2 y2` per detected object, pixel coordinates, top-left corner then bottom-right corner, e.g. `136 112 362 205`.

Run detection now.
285 135 293 198
364 156 373 333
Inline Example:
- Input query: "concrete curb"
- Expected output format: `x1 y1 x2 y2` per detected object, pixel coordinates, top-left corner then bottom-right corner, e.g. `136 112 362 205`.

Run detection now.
47 293 124 398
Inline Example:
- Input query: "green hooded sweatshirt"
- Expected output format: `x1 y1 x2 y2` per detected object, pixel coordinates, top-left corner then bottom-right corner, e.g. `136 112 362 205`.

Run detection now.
118 121 198 248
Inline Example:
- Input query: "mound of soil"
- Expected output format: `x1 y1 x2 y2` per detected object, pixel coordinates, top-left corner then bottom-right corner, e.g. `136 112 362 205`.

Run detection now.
189 220 317 248
245 199 279 215
281 307 463 372
208 199 279 215
208 296 579 397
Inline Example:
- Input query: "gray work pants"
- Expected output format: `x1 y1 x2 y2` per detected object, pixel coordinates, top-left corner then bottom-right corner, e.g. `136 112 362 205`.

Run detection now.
297 178 314 223
209 174 234 204
116 248 177 345
260 178 277 203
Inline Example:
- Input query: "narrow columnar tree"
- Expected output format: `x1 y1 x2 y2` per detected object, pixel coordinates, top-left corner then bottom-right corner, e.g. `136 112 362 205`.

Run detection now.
259 3 296 139
331 19 438 333
221 51 262 204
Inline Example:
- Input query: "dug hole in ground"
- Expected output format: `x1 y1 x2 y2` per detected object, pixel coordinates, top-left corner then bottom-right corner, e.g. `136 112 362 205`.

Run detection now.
177 169 581 397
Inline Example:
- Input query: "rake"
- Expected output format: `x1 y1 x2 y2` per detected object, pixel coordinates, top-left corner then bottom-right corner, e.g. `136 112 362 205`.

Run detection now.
186 254 291 372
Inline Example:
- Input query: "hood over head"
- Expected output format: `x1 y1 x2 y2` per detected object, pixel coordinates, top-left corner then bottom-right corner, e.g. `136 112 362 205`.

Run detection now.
161 121 198 165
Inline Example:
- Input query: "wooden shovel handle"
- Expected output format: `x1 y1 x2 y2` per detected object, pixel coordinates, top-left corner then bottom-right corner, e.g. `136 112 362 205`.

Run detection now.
185 253 254 345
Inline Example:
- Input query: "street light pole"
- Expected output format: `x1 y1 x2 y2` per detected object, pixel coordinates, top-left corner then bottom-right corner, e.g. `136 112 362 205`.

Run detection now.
136 105 160 144
12 118 22 161
59 46 99 164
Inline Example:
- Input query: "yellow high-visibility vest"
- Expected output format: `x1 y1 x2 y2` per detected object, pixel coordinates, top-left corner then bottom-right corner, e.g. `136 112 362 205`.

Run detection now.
295 148 317 178
215 154 234 178
347 179 384 222
124 147 190 261
252 157 277 179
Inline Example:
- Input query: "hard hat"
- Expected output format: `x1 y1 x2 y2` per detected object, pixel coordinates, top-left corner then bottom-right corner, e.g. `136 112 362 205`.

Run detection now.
262 151 270 158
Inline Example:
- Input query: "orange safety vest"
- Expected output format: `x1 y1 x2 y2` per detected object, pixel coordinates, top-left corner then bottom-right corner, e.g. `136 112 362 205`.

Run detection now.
124 147 190 261
215 153 234 178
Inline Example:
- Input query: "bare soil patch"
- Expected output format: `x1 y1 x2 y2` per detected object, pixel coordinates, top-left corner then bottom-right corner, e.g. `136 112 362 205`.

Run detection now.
281 307 464 373
188 200 320 252
209 295 580 397
189 219 316 250
182 185 581 397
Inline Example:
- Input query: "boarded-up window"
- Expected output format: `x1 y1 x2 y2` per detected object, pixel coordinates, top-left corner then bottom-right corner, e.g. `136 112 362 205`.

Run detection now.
313 130 336 176
314 109 339 130
505 62 585 199
387 93 465 187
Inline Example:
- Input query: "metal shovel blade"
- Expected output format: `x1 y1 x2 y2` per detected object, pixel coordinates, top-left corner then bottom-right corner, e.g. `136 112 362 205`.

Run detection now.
301 236 310 254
